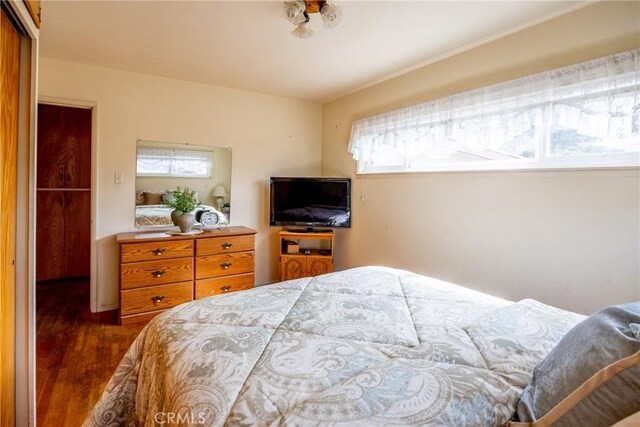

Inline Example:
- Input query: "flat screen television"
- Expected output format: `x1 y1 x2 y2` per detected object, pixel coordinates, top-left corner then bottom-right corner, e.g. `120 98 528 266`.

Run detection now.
270 177 351 230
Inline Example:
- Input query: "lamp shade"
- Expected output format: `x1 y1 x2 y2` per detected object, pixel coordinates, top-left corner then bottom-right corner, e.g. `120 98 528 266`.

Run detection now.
292 21 314 39
212 186 227 198
320 3 342 28
283 1 306 25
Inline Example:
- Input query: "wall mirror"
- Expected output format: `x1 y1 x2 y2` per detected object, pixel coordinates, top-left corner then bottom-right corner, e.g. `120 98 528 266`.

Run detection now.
135 140 232 228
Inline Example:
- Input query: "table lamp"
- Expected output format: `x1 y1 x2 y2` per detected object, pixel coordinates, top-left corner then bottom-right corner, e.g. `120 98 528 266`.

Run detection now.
212 186 227 210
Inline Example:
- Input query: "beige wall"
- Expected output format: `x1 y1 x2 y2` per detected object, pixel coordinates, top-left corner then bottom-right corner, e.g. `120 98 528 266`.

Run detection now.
39 59 322 311
38 2 640 315
322 1 640 314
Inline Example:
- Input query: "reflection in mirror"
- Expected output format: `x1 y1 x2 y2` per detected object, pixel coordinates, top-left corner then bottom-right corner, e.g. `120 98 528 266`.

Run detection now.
135 140 231 228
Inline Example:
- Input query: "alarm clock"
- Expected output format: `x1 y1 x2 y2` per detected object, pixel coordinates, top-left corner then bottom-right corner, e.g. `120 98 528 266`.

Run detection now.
195 209 220 229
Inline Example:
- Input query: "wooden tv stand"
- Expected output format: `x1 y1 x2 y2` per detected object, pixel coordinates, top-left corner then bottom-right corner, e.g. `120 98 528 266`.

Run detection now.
278 229 333 281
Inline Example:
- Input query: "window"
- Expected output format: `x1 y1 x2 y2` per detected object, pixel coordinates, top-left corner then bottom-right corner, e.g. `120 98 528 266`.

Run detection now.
136 147 213 177
348 49 640 173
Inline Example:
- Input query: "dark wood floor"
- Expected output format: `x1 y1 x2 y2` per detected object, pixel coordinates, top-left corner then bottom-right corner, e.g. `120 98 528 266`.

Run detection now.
36 279 144 426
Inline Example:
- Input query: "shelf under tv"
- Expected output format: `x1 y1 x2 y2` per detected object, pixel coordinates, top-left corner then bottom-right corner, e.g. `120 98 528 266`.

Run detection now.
285 227 332 233
278 229 334 281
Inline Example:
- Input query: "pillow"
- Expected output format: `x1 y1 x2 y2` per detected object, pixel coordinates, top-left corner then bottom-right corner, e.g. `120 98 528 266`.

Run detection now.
135 191 144 205
162 191 175 204
142 191 163 205
513 302 640 427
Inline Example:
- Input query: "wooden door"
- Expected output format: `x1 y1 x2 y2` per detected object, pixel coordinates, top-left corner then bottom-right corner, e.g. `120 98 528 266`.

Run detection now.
64 191 91 278
36 104 91 281
35 192 65 280
0 8 21 426
37 105 91 189
280 257 305 281
307 257 332 277
35 191 91 281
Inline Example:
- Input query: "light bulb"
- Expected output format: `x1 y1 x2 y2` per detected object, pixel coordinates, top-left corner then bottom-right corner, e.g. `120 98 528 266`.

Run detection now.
320 3 343 29
283 1 306 25
292 21 315 39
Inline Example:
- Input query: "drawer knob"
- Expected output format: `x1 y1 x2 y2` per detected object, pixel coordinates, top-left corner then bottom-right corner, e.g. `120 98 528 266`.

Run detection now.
151 270 165 278
220 262 232 269
221 242 233 249
152 248 166 256
221 285 231 293
151 295 165 305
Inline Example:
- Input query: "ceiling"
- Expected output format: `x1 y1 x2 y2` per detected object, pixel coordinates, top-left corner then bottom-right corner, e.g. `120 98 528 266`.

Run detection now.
39 1 587 103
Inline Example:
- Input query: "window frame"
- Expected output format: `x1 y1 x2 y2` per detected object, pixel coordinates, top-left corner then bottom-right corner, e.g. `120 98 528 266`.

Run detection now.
357 152 639 174
350 50 640 175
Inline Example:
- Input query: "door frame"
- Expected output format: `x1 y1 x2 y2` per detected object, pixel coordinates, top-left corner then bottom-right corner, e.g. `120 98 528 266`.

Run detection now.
5 1 39 425
37 97 99 312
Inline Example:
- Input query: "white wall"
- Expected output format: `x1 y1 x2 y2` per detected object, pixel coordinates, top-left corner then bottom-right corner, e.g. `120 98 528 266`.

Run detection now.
322 1 640 315
39 59 322 311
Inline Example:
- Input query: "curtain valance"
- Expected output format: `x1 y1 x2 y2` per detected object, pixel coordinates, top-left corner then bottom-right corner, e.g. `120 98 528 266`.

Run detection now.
348 49 639 167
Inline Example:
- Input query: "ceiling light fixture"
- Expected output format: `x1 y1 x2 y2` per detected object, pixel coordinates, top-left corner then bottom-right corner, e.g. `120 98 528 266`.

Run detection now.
283 1 343 39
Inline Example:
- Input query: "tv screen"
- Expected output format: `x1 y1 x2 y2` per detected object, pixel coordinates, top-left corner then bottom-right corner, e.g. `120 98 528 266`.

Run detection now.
270 177 351 229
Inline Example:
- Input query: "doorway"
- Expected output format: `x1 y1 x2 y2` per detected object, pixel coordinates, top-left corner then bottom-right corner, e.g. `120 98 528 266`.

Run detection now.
35 103 93 423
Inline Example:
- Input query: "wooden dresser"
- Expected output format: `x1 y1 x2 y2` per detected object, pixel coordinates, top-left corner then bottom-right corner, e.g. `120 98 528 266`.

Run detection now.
116 226 256 324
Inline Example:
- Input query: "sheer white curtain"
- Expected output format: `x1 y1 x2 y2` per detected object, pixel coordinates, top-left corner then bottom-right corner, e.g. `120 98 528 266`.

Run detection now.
172 149 213 161
137 147 213 160
137 147 174 158
348 49 639 170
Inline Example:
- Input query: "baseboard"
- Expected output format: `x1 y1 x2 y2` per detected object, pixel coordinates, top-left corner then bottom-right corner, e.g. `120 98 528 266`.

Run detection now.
94 303 118 313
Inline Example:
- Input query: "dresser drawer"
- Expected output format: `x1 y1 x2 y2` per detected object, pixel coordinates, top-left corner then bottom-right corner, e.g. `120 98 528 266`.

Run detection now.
121 240 193 263
195 273 254 298
195 252 254 280
120 282 192 316
196 235 255 256
121 257 193 289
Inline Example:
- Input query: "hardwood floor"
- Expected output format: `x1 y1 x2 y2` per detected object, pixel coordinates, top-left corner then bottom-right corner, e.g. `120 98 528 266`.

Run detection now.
36 279 143 426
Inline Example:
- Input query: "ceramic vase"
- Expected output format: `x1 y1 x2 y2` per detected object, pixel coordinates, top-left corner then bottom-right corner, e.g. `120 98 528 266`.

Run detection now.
176 212 195 233
170 209 182 226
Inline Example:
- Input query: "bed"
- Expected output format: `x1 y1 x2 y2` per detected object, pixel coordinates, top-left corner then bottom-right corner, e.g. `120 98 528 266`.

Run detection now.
84 266 586 426
135 204 227 227
134 204 176 227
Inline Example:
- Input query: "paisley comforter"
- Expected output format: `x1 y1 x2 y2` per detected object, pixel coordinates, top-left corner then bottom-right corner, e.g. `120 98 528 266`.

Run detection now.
85 267 584 426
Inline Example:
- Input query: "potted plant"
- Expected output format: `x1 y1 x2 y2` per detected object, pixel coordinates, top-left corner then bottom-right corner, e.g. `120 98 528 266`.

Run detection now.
164 186 201 233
